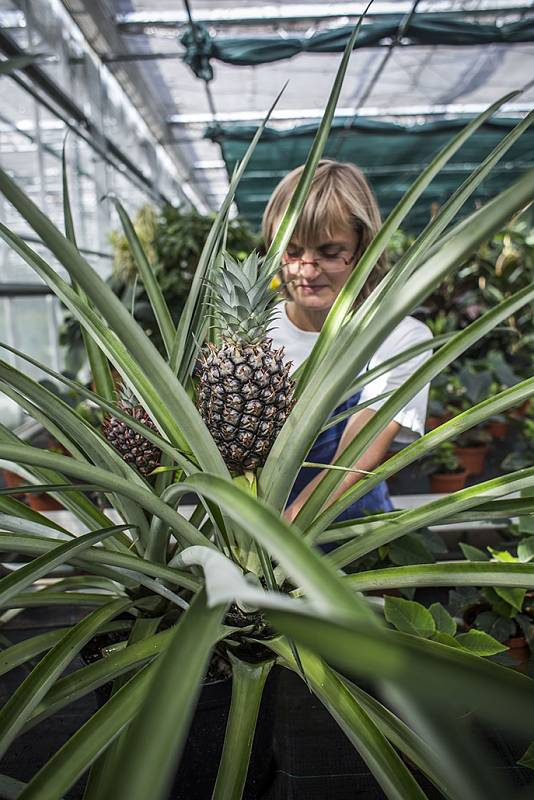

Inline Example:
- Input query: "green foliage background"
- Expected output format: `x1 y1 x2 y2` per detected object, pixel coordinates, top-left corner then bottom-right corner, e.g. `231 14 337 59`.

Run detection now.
61 204 259 374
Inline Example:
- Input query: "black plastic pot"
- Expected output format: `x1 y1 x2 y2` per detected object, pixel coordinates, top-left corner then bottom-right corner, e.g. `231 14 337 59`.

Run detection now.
82 639 278 800
169 668 278 800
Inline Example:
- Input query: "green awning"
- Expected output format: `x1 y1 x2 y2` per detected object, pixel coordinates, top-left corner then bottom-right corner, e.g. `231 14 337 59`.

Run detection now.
182 17 534 80
206 117 534 233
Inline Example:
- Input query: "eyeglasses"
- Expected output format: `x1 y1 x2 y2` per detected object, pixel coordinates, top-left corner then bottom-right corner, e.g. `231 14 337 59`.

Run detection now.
281 247 356 276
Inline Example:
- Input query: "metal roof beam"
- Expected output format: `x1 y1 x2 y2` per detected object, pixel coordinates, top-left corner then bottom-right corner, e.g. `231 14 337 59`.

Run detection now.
116 1 534 29
168 103 531 125
61 0 211 212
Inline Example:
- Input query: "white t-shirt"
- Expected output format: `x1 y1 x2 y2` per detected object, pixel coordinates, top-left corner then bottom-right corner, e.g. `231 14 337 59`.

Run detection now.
269 304 432 445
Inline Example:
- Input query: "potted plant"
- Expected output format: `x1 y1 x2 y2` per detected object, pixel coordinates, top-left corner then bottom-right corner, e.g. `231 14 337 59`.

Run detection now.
420 442 468 493
509 396 534 420
501 418 534 472
486 412 510 440
425 370 461 430
422 216 534 376
448 542 534 672
453 425 492 476
1 27 534 799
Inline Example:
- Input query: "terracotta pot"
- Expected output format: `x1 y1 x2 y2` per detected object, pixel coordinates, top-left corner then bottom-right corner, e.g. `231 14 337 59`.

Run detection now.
454 444 489 476
508 399 531 420
1 469 26 500
425 413 452 431
430 470 468 493
506 635 530 673
486 419 509 440
26 492 63 512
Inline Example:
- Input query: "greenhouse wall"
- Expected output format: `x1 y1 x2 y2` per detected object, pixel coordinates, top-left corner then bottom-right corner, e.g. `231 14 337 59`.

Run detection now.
0 0 186 427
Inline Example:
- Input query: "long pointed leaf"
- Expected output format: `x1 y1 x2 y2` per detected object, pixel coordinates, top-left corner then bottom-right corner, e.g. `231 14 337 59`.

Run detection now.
310 375 534 538
94 590 224 800
274 636 454 797
298 280 534 531
345 561 534 593
110 197 175 358
0 180 226 477
351 109 534 337
0 342 199 474
172 84 288 379
265 7 372 268
270 640 429 800
0 524 132 608
212 655 273 800
340 677 456 800
0 597 132 760
295 90 520 395
0 362 151 545
0 444 212 549
174 474 375 618
266 607 534 736
0 425 127 543
261 167 534 513
383 684 508 800
0 533 200 591
0 620 132 678
329 466 534 569
18 662 158 800
62 138 114 400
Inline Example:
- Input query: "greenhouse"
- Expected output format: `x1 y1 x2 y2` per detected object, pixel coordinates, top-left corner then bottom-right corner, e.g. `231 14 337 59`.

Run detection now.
1 0 534 798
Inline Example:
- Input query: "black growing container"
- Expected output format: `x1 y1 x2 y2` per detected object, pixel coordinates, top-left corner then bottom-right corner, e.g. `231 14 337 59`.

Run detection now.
81 636 278 800
169 668 278 800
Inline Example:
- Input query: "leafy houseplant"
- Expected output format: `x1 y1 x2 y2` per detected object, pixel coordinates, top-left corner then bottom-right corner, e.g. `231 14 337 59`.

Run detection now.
385 594 507 658
422 213 534 373
425 370 461 430
449 542 534 670
2 21 534 800
420 442 468 493
331 526 447 601
501 418 534 472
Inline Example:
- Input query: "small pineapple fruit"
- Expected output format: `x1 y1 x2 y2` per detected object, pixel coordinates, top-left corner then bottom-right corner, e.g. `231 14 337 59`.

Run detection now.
103 385 161 476
197 252 294 473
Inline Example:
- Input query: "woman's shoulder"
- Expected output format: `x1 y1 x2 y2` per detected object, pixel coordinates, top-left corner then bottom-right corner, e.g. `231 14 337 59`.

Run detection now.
373 316 432 362
390 315 432 342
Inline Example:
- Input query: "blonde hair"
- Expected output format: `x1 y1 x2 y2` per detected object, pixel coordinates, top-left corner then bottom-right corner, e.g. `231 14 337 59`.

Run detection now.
262 159 387 301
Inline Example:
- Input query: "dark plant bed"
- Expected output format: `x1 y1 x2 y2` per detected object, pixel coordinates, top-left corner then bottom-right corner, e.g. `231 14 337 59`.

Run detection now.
0 615 277 800
80 628 278 800
2 613 534 799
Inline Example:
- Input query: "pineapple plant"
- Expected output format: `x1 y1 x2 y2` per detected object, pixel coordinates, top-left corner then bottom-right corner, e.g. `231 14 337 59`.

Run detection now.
197 252 294 472
1 16 534 800
103 384 161 476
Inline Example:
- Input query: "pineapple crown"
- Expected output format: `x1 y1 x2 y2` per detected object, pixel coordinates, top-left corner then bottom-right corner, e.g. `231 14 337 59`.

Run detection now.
116 383 140 410
211 251 282 345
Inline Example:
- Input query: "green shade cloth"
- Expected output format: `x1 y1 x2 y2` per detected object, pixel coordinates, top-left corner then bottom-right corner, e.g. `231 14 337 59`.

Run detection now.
205 117 534 233
181 17 534 80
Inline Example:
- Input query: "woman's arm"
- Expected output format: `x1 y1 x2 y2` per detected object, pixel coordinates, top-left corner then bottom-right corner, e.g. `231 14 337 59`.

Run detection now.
283 408 400 524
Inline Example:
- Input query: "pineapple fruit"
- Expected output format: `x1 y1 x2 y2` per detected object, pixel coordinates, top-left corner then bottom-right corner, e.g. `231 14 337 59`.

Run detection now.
103 385 161 476
197 252 294 473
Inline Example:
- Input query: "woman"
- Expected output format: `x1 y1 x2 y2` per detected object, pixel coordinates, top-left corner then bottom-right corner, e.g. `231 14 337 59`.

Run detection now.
262 159 432 524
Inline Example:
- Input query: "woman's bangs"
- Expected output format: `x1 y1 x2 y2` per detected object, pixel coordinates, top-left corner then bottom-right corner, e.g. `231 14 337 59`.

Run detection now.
292 187 352 247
